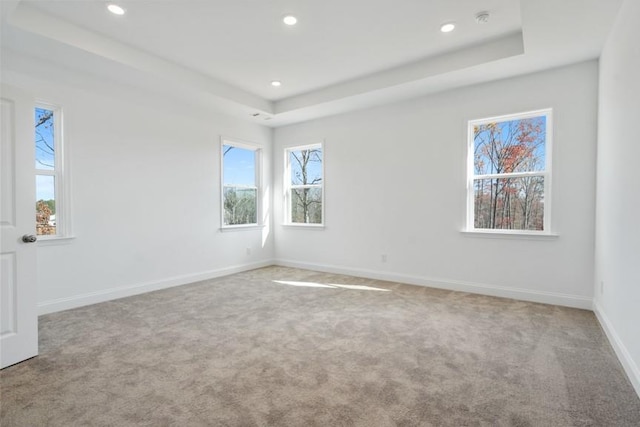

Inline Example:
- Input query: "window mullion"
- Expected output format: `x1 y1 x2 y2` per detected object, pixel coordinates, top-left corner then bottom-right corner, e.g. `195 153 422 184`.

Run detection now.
474 171 546 180
35 169 56 176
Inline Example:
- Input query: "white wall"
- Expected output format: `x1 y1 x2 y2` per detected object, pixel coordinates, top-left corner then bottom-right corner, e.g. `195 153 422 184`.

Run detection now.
1 52 275 313
274 61 599 309
594 0 640 396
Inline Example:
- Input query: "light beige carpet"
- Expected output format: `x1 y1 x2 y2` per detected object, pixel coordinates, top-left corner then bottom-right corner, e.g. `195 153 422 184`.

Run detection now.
1 266 639 426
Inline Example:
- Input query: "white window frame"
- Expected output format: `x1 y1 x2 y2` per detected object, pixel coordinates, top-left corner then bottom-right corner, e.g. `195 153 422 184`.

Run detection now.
220 137 262 230
284 142 324 227
465 108 554 236
35 102 72 242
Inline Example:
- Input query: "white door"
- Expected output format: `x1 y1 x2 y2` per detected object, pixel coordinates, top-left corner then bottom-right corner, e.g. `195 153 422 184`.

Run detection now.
1 84 38 368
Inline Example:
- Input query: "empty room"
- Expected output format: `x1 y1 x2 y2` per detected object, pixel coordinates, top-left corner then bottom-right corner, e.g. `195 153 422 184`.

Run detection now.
1 0 639 425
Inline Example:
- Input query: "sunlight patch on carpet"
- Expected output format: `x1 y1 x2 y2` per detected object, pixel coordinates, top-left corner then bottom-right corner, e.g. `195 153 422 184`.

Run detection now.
272 280 390 292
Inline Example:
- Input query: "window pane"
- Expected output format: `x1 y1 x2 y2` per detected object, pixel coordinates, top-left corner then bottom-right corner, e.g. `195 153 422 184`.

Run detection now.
224 187 257 225
473 116 546 175
474 177 544 230
291 187 322 224
223 145 255 186
290 148 322 186
35 108 55 171
36 175 56 235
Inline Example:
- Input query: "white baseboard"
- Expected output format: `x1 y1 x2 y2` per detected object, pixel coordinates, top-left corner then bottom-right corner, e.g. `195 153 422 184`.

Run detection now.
39 257 592 314
274 259 593 310
37 259 275 315
593 301 640 398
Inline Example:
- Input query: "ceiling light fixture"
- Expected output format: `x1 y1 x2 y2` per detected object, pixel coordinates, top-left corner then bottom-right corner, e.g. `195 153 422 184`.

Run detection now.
271 80 282 87
107 4 126 15
440 22 456 33
283 15 297 26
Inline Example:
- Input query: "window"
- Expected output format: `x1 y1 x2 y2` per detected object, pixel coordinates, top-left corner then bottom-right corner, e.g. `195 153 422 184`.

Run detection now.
35 104 67 238
221 138 261 227
285 143 323 225
467 109 552 233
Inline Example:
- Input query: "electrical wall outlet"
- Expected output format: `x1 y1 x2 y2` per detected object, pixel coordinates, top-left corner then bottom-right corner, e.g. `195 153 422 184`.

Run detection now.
381 254 387 263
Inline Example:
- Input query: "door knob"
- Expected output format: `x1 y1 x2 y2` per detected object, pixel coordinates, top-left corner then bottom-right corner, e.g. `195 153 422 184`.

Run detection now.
22 234 37 243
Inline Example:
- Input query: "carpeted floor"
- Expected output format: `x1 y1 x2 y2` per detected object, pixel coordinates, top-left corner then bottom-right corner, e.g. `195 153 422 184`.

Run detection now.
1 266 639 426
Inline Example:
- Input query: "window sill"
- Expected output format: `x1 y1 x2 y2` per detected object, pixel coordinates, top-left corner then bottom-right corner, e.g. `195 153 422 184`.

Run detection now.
461 230 559 240
37 235 76 246
282 223 325 230
220 224 265 232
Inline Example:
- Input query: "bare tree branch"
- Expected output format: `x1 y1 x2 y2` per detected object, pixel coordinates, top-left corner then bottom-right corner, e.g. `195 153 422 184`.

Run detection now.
35 111 53 128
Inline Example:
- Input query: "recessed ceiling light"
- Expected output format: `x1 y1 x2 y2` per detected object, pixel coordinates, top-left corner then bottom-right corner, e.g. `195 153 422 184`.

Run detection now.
107 4 126 15
283 15 297 26
271 80 282 87
440 22 456 33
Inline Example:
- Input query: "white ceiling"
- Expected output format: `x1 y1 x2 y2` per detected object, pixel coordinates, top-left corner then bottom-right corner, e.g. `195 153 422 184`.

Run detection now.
0 0 624 127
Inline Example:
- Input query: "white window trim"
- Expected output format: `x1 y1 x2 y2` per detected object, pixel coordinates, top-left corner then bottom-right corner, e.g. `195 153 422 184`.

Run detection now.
464 108 554 236
284 142 325 227
35 102 73 243
220 136 262 230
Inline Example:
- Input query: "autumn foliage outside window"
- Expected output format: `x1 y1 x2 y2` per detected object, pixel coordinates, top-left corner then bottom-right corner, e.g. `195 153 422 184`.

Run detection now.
468 110 551 232
36 200 56 236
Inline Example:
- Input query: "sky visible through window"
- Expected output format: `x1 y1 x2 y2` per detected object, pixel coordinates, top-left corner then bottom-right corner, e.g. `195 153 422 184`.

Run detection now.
36 175 55 201
223 145 255 186
290 150 322 185
474 116 546 175
35 107 55 201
